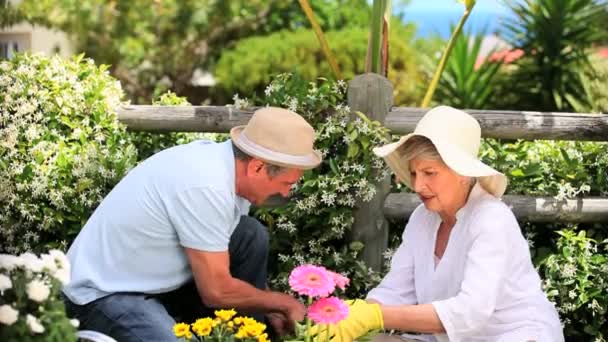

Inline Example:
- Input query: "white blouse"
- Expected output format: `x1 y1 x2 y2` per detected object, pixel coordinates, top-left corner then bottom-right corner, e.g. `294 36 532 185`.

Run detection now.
367 184 564 342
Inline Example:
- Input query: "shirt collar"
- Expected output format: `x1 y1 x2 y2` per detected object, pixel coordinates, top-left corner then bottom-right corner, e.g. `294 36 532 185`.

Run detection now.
455 182 487 221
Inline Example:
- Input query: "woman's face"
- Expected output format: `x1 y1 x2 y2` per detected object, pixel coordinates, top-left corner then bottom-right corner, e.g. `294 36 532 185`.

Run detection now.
409 158 471 217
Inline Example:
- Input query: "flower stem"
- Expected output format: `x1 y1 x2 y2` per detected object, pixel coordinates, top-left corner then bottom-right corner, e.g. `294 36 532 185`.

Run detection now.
305 297 313 342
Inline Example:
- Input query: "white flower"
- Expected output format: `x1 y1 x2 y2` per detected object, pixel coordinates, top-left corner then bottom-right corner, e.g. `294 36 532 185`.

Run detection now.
20 252 44 272
560 264 577 278
48 249 70 270
26 279 51 302
0 274 12 293
0 305 19 325
70 318 80 328
26 314 45 333
53 267 71 285
0 254 23 271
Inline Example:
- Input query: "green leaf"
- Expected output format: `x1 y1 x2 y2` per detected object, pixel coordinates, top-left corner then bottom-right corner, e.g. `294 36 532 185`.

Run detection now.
347 143 360 158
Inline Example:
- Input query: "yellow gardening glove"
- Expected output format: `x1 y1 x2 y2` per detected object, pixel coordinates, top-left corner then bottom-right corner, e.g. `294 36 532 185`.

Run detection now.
309 299 384 342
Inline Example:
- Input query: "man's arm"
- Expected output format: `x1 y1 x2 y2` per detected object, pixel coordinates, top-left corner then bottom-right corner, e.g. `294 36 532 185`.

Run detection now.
185 247 305 322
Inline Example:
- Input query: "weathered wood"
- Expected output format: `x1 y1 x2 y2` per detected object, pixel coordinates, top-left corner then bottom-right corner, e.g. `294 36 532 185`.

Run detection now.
347 73 394 272
386 107 608 141
116 105 608 141
116 105 255 132
384 193 608 223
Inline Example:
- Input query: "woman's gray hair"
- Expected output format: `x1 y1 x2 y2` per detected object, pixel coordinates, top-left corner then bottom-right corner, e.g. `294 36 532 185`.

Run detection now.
400 136 477 189
399 136 443 165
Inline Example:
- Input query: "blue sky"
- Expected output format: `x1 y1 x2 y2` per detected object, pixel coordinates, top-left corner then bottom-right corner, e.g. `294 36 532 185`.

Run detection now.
404 0 509 13
394 0 514 37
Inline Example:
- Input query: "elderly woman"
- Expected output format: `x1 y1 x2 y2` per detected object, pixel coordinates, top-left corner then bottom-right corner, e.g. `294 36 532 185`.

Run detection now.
316 106 563 342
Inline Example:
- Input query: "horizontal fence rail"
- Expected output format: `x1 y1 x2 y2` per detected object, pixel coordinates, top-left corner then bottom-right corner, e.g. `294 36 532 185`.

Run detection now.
116 105 608 141
116 104 608 223
384 193 608 223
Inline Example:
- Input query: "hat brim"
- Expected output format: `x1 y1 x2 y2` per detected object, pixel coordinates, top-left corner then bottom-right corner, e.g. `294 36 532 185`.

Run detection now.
230 126 322 170
373 133 508 198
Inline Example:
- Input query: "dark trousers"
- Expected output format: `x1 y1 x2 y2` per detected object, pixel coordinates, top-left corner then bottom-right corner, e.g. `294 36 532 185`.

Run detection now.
64 216 269 342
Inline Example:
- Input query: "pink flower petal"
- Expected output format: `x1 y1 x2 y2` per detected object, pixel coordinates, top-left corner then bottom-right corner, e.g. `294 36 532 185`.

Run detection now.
288 265 335 298
327 271 350 290
308 297 349 324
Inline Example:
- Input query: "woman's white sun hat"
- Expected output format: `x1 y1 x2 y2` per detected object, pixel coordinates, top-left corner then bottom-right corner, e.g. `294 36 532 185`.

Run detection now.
373 105 508 197
230 107 322 170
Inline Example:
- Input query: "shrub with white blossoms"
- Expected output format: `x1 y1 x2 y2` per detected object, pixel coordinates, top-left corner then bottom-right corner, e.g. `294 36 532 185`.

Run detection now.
0 53 137 253
538 229 608 340
0 250 78 341
239 73 389 297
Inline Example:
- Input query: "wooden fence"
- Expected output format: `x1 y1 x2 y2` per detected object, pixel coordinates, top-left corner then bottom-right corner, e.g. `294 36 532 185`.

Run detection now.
116 73 608 271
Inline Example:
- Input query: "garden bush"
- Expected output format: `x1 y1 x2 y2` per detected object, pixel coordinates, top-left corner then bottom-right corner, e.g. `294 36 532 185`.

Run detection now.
538 229 608 340
234 73 390 297
0 250 78 341
215 27 425 107
0 53 137 254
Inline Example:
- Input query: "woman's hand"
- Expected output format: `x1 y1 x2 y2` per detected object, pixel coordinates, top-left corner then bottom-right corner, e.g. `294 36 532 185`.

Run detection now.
309 300 384 342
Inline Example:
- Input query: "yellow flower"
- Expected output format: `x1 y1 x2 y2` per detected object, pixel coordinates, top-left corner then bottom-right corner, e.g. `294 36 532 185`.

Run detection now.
215 309 237 321
233 317 243 325
242 322 266 337
258 332 270 342
192 318 214 337
227 321 234 328
212 318 221 327
241 317 259 326
235 329 247 339
173 322 191 338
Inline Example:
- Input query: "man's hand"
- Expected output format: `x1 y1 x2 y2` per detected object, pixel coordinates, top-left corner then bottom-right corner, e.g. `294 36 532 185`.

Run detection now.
310 300 384 342
266 312 294 337
273 292 306 322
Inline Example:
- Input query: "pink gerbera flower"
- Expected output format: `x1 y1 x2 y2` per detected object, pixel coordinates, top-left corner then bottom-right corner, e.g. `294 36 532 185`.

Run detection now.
308 297 349 324
327 271 350 290
289 265 335 297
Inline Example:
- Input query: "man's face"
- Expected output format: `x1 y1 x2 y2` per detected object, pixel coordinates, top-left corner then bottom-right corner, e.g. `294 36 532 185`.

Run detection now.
247 161 304 206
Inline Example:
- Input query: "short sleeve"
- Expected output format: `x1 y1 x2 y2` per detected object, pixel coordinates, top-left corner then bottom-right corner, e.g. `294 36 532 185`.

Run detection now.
167 187 234 252
366 207 425 305
432 203 518 341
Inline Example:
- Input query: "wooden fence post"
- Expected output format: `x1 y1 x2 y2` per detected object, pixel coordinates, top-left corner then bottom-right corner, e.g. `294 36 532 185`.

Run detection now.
347 73 393 272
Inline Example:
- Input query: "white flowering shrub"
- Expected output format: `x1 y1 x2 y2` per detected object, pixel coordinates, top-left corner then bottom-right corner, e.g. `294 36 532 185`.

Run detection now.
238 73 389 296
481 139 608 198
0 250 78 341
0 53 137 253
538 230 608 340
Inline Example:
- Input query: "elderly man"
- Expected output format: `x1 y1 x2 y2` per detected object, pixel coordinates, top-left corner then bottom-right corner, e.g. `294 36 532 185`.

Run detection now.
63 107 322 341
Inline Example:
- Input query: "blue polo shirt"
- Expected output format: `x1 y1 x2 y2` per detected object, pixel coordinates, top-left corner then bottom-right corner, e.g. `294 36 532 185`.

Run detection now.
63 140 250 305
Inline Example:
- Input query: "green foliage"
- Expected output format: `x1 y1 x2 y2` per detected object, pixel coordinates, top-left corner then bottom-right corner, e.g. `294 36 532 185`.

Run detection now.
572 54 608 113
538 229 608 339
480 139 608 197
435 27 503 109
0 0 372 103
263 0 371 32
215 26 424 106
0 250 78 341
501 0 608 111
240 73 390 297
0 53 138 254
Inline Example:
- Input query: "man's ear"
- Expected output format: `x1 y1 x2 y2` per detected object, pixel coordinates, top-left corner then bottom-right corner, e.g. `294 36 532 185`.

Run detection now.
246 159 266 178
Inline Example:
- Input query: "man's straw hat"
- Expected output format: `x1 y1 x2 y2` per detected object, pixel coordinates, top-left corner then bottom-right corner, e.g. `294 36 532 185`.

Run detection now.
230 107 322 170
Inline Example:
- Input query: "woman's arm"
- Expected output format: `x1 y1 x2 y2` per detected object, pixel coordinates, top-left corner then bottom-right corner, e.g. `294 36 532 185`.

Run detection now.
382 303 445 334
